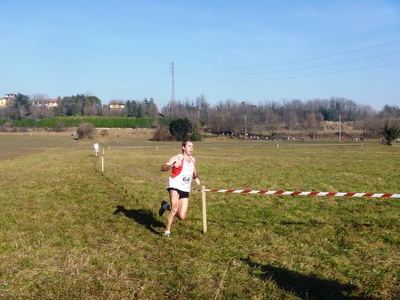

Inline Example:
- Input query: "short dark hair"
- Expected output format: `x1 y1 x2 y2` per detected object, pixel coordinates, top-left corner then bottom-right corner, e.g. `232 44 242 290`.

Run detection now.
182 139 193 147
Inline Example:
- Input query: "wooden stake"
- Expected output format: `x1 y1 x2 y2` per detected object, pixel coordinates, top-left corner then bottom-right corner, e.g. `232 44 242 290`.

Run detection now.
202 185 207 234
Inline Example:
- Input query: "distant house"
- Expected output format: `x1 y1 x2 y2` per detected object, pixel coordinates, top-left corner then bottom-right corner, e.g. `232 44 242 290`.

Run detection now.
108 101 125 111
5 93 16 99
0 98 7 108
0 94 62 110
29 98 61 108
0 93 16 108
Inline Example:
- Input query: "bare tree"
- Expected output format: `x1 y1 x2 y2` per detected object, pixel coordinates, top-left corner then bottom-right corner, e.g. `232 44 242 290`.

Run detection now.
147 98 159 117
31 93 49 99
83 106 97 116
208 111 226 134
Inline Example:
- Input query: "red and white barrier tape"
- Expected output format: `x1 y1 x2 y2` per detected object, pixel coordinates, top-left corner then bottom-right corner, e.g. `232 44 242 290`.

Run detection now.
107 162 399 198
107 161 167 183
198 189 400 198
127 168 168 183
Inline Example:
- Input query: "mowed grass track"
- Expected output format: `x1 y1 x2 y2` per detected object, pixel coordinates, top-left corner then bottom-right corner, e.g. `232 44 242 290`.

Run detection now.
0 135 400 299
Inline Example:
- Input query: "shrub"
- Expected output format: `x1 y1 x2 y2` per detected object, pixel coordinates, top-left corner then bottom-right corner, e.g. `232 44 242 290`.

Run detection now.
190 133 202 142
152 126 174 141
76 122 96 139
100 129 109 137
51 126 64 132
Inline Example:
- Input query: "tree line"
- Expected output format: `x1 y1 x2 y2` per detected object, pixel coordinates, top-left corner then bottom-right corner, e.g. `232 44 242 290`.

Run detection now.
160 95 400 139
0 93 159 121
1 93 399 144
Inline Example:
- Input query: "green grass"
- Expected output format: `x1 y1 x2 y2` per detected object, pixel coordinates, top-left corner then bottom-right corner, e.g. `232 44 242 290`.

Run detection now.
0 135 400 299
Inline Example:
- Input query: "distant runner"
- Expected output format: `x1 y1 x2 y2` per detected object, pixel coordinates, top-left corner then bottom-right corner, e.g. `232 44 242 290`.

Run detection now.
93 141 99 157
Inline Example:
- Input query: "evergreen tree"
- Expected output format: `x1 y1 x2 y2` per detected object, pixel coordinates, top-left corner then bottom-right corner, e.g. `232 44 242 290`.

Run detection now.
11 93 31 120
169 118 192 141
136 105 143 118
380 122 400 146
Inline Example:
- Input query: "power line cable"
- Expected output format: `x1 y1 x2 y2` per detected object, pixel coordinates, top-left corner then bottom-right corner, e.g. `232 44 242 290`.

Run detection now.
181 62 400 82
211 24 400 65
181 51 400 77
180 40 400 72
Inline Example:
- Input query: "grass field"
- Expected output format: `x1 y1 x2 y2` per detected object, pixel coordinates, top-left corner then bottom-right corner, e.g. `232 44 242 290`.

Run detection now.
0 133 399 299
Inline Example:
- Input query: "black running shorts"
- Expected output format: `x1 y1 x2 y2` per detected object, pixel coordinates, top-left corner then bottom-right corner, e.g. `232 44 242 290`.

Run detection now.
167 188 189 199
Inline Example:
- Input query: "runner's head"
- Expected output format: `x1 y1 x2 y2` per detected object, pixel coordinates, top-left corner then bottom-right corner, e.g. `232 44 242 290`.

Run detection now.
181 139 194 154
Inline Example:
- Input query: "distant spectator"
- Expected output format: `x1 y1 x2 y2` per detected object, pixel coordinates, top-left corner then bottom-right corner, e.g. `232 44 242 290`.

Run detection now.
93 141 99 157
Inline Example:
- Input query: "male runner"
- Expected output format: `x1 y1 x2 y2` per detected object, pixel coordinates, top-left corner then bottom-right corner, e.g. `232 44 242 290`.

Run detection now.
159 139 201 238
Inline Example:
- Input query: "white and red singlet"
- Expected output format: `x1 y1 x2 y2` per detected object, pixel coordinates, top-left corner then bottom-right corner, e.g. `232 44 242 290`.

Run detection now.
168 154 195 192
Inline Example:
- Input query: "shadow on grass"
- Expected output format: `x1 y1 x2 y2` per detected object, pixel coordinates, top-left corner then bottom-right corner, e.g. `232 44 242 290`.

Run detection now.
113 205 164 235
241 258 374 300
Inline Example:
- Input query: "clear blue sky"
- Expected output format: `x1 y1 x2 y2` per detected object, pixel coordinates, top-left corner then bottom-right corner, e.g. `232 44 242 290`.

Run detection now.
1 0 399 111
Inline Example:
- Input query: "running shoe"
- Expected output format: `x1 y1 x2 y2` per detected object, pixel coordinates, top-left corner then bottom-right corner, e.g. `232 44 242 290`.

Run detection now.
159 200 168 216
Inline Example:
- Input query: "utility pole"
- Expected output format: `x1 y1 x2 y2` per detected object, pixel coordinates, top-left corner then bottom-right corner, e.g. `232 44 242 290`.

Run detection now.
170 62 175 102
244 115 247 138
339 115 342 142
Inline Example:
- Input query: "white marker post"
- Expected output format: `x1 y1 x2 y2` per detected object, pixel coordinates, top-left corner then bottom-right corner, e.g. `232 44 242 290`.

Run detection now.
101 156 104 173
202 186 207 234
